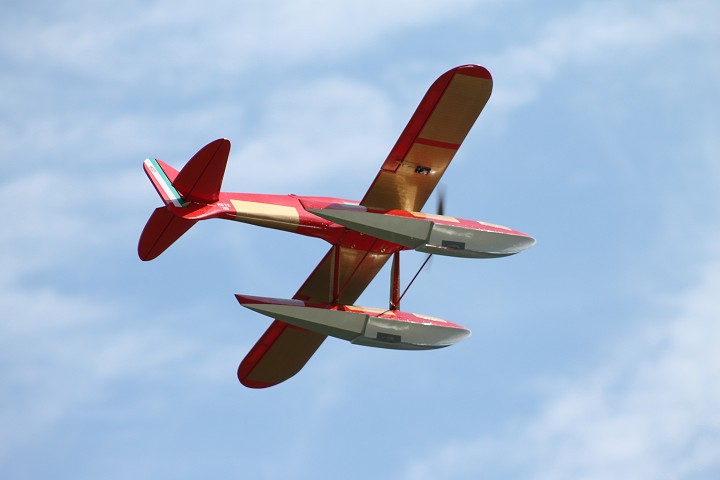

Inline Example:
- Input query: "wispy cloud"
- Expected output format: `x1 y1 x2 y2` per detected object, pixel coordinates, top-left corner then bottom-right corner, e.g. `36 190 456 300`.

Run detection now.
0 0 480 81
399 2 720 478
225 76 398 193
487 0 720 113
402 247 720 479
0 280 246 464
0 0 487 186
2 1 718 478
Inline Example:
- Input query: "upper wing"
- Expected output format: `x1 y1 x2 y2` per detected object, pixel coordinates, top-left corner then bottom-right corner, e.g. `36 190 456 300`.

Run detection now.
360 65 493 212
238 245 390 388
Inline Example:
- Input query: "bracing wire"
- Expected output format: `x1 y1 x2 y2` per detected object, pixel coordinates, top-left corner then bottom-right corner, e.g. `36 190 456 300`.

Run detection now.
375 253 432 317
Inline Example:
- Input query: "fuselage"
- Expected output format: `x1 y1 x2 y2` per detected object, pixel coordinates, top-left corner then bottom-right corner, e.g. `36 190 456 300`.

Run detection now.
166 192 535 258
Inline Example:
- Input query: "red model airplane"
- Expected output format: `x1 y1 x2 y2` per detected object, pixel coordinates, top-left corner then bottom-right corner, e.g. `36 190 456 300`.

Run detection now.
138 65 535 388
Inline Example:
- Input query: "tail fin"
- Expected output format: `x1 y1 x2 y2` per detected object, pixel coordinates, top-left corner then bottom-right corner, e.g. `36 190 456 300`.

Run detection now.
138 138 231 261
173 138 230 203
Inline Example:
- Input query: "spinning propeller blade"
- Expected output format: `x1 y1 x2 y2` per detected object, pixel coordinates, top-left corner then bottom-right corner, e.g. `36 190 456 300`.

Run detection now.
436 184 446 217
425 185 446 271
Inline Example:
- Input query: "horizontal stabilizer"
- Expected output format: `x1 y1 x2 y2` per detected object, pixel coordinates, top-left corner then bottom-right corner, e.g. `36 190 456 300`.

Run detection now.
138 207 197 261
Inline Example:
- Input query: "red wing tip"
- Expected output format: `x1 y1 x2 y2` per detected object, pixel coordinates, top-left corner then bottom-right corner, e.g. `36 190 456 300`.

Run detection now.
455 64 492 80
235 294 306 308
235 294 277 306
238 371 275 389
235 294 255 304
137 248 157 261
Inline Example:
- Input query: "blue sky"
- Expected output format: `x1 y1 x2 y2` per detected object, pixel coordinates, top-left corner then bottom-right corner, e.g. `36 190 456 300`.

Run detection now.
2 0 719 478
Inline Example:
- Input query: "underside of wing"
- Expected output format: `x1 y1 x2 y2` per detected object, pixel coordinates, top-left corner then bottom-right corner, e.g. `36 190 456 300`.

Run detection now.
238 245 390 388
361 65 493 212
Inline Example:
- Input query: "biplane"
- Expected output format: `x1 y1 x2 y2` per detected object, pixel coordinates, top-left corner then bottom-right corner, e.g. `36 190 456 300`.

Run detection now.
138 65 535 388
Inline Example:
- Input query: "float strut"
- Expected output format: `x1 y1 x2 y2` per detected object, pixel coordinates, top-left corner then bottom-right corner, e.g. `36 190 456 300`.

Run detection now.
390 251 400 311
332 245 341 305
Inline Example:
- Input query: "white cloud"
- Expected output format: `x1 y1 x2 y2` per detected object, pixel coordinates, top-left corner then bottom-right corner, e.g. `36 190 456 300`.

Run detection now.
2 2 718 477
225 76 397 192
0 169 150 284
0 0 481 82
0 166 216 466
0 279 247 465
0 0 488 188
487 0 720 113
402 247 720 479
398 2 720 478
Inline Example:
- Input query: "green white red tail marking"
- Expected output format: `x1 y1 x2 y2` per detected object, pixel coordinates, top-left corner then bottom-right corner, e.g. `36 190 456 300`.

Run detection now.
143 158 187 208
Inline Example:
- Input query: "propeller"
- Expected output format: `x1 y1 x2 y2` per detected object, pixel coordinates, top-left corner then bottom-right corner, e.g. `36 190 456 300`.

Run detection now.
425 184 446 271
436 184 446 217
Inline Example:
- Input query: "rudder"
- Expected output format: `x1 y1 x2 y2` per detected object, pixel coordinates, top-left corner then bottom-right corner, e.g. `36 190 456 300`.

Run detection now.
173 138 230 203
